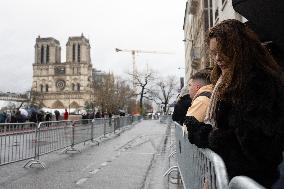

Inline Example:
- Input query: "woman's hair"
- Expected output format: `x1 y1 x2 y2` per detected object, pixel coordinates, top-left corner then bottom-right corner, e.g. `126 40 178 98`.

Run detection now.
207 19 284 102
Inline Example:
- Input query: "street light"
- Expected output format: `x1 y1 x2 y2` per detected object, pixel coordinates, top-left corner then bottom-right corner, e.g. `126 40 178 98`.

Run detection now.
178 67 185 70
67 82 71 114
182 38 194 42
69 94 70 114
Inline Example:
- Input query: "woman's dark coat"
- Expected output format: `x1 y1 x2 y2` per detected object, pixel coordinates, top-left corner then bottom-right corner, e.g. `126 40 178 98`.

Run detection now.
184 70 284 188
273 160 284 189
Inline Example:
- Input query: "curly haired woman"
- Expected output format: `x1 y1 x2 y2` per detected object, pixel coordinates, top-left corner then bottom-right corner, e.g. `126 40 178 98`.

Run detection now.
184 19 284 187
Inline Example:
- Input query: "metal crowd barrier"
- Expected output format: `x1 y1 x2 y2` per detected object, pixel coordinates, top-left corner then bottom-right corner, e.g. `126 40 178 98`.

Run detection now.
0 116 141 168
0 122 37 166
229 176 266 189
159 115 172 124
132 115 142 122
163 121 265 189
172 122 228 189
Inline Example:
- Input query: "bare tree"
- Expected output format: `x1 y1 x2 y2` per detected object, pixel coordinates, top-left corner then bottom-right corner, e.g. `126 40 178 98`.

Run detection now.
113 77 136 112
93 73 113 112
92 73 135 114
149 76 178 114
129 69 155 114
29 90 44 109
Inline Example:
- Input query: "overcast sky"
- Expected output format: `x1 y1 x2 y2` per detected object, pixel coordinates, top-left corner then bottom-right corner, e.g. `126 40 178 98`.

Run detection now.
0 0 187 93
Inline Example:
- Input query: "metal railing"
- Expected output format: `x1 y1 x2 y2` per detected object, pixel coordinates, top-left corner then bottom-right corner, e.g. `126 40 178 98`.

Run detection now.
0 116 141 168
229 176 266 189
36 120 74 159
173 122 228 189
163 121 265 189
159 115 173 124
0 122 37 166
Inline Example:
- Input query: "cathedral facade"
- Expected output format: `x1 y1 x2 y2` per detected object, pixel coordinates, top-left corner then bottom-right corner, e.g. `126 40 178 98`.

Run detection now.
31 34 93 109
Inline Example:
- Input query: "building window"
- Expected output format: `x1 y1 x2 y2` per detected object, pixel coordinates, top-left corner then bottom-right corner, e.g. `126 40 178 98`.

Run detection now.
203 0 208 8
221 0 228 10
55 80 66 91
203 0 213 32
40 84 43 92
77 83 80 91
46 45 49 63
41 45 44 64
72 83 75 91
72 44 76 62
215 8 219 21
209 0 213 27
77 44 81 62
54 67 66 75
204 10 209 32
45 84 49 92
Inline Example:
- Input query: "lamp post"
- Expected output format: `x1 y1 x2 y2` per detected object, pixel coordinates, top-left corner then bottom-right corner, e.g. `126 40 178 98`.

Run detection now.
177 67 185 90
182 38 194 42
69 94 70 114
68 84 71 114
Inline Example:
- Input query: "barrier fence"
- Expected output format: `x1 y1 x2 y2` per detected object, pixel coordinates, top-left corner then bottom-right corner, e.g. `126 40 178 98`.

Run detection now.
160 115 173 124
0 122 37 166
0 116 141 168
162 118 265 189
173 122 228 189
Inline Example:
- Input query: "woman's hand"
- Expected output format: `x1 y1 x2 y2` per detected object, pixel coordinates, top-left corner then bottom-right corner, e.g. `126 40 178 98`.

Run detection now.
184 116 213 148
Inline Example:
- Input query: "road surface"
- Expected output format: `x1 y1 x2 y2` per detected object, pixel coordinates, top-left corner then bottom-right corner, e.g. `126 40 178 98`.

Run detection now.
0 120 177 189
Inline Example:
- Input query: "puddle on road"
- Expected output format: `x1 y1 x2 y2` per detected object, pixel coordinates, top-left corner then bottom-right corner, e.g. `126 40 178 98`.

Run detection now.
89 169 100 175
75 178 88 185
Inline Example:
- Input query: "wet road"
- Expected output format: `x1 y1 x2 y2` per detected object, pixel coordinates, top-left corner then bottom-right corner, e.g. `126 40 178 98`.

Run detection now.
0 120 173 189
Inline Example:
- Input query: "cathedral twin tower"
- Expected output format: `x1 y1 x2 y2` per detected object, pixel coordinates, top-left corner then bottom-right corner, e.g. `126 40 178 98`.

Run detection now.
32 34 93 109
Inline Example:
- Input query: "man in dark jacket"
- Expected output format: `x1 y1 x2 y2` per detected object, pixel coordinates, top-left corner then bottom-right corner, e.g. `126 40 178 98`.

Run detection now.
45 112 52 127
95 111 101 118
54 110 60 121
172 87 192 125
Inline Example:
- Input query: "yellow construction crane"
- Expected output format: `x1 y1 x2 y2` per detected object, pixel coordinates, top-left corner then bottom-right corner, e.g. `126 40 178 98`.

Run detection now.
115 48 172 77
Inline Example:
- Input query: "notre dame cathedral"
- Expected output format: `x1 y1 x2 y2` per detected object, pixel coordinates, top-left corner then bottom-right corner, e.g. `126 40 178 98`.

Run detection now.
31 34 94 109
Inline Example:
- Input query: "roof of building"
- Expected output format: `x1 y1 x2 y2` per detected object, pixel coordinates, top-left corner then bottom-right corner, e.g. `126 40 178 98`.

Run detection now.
36 36 60 45
68 33 90 43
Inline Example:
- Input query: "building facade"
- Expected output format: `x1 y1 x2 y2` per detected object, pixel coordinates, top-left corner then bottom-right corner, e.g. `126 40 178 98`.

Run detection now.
32 34 93 109
183 0 214 85
183 0 245 86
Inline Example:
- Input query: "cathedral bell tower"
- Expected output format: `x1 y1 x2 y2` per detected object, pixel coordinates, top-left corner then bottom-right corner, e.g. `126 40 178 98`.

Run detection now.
32 36 62 98
34 36 61 64
66 33 91 64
